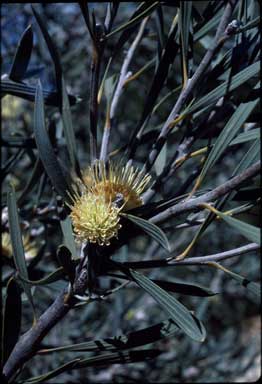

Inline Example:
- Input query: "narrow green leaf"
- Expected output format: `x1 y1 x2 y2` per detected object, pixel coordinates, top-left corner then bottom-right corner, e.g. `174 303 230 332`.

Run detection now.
129 269 206 342
230 128 260 146
25 358 80 383
60 216 78 259
2 278 22 365
198 84 259 183
238 16 260 33
78 349 161 367
38 318 179 354
26 350 160 383
7 185 36 318
179 1 192 83
154 142 167 176
34 80 71 201
210 263 260 299
194 8 223 41
106 2 159 39
152 279 216 297
56 246 75 284
31 5 62 108
1 78 79 106
123 213 170 251
210 209 261 245
9 25 33 82
18 158 44 205
18 267 64 286
188 61 260 114
112 2 158 59
61 77 78 171
98 57 112 102
152 85 181 114
180 137 261 257
222 269 260 298
104 74 118 104
233 138 260 176
179 1 192 56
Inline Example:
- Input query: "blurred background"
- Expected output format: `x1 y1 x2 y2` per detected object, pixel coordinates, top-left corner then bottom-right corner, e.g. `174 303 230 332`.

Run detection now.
1 3 260 382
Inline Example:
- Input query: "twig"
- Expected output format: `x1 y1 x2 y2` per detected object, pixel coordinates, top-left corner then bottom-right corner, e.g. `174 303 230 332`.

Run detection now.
150 161 260 224
168 243 259 265
119 243 259 270
89 36 103 162
143 0 238 173
100 17 148 162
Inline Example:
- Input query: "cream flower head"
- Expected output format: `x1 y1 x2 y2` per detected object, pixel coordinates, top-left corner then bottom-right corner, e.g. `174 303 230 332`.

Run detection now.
69 160 151 246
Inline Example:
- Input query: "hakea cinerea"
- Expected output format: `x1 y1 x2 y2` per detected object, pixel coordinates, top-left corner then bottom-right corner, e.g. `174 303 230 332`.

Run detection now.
2 232 38 261
68 160 151 246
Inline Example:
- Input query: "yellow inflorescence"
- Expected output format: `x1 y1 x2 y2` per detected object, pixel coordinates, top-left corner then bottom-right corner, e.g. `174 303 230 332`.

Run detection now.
82 160 151 211
69 161 151 246
70 193 121 246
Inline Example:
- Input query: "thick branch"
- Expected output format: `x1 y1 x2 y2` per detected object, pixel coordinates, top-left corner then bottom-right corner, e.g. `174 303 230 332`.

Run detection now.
3 290 74 382
3 252 92 383
150 161 260 224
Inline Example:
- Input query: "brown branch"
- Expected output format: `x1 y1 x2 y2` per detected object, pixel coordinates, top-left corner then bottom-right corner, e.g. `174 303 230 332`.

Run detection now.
150 161 260 224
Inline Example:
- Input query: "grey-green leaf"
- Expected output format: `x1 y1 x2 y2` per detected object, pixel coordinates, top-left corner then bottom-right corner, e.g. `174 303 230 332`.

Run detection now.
25 350 160 383
34 80 71 201
9 25 33 82
233 138 260 176
106 2 159 39
223 269 260 298
188 61 259 114
154 142 167 176
37 318 179 354
61 77 78 171
198 83 259 183
230 128 260 146
123 213 170 251
211 264 260 299
60 216 78 259
18 267 64 286
129 269 206 342
7 185 36 318
212 209 261 245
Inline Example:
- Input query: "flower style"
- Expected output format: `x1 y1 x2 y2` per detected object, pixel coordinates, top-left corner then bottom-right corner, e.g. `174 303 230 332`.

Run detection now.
69 161 151 246
83 160 151 211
